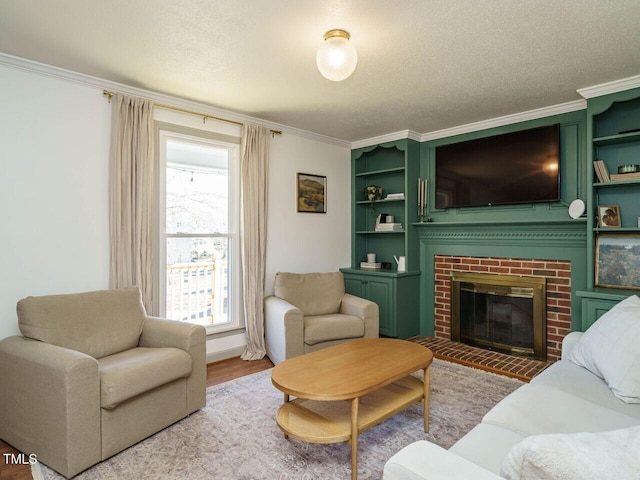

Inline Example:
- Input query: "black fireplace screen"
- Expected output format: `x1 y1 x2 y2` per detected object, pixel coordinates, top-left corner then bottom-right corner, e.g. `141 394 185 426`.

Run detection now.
459 286 534 355
450 272 547 361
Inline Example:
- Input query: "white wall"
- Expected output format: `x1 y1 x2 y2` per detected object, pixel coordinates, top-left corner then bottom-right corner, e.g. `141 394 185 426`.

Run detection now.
0 59 351 361
265 135 351 295
0 64 111 339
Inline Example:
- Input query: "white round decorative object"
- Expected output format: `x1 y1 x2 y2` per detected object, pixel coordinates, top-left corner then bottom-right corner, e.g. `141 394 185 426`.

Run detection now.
568 199 586 219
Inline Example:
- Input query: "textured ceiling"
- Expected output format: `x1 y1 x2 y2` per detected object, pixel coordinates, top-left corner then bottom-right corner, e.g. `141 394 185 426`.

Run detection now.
1 0 640 142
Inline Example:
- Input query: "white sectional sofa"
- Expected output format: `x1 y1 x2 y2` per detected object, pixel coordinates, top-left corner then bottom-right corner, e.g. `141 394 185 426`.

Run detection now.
384 295 640 480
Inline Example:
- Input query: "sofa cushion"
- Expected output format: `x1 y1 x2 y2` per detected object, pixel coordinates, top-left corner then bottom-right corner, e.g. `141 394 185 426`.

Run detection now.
304 314 364 345
482 382 640 437
449 423 525 475
384 440 504 480
530 360 640 421
500 426 640 480
274 272 345 316
17 287 146 359
569 295 640 403
98 347 192 409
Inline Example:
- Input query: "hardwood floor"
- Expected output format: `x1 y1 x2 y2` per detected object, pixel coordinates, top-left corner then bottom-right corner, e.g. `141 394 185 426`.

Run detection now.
0 356 274 480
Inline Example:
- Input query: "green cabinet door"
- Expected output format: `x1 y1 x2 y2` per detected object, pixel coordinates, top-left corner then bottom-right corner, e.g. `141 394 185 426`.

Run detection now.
341 269 420 338
364 277 393 336
576 289 635 330
344 276 366 298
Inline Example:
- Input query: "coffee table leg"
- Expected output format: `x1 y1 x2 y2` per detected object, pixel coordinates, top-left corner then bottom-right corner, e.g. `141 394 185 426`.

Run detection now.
423 366 430 433
283 393 290 439
351 397 359 480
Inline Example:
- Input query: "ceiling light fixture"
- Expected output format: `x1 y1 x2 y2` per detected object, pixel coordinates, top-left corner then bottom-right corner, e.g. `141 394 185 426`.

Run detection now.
316 29 358 82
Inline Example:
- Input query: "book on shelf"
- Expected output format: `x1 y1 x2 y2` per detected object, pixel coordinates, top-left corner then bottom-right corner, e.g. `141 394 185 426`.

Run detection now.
593 160 610 183
360 261 381 269
375 223 403 231
375 213 395 228
610 172 640 181
385 193 405 200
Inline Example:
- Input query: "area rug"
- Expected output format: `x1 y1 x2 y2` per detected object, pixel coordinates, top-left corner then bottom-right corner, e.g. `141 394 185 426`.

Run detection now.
35 359 523 480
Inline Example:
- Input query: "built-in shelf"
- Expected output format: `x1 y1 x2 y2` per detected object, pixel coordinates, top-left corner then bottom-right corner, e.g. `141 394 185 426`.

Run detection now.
355 198 405 205
594 228 640 233
341 267 421 277
593 179 640 188
354 167 405 177
577 287 640 301
593 131 640 146
586 87 640 305
349 139 420 338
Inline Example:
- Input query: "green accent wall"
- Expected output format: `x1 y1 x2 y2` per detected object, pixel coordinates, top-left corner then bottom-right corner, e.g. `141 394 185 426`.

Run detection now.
348 110 593 338
420 110 587 224
414 110 588 336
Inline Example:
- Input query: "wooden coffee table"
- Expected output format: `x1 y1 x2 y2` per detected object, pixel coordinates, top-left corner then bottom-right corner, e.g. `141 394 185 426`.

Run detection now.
271 338 433 480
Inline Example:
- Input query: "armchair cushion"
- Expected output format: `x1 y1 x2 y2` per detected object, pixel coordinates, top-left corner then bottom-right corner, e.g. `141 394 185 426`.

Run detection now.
274 271 345 316
304 314 365 345
98 347 192 409
17 287 145 359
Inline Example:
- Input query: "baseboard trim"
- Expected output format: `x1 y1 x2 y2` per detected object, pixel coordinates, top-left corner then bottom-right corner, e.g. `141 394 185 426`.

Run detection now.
206 346 246 364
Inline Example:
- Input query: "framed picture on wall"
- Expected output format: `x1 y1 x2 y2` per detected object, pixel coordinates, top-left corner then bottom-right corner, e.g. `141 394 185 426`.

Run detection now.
597 205 621 228
595 234 640 290
297 173 326 213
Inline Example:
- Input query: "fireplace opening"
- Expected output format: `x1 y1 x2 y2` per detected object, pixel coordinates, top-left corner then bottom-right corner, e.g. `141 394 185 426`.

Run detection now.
450 272 547 361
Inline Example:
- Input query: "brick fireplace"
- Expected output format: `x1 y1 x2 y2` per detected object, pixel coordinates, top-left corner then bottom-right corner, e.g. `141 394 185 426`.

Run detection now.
434 255 572 362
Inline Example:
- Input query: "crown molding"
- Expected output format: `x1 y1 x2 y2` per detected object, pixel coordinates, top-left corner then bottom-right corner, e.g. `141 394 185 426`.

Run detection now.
577 74 640 99
0 53 351 149
351 130 421 150
420 100 586 142
6 52 637 150
351 99 586 148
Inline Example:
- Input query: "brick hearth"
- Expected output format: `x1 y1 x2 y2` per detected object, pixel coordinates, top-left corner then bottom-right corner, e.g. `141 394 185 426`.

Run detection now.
412 336 549 382
434 255 572 362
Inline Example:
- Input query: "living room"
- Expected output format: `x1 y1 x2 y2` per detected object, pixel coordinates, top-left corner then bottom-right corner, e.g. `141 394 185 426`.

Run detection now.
2 1 640 479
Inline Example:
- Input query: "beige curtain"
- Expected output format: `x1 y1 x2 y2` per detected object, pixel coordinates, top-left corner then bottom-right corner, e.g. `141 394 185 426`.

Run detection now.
240 124 270 360
108 93 155 313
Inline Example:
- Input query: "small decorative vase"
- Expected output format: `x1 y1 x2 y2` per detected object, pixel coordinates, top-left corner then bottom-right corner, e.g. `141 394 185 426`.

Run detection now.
364 185 382 212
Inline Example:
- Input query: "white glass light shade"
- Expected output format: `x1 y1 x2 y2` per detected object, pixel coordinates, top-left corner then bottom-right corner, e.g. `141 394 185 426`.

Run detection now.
316 29 358 81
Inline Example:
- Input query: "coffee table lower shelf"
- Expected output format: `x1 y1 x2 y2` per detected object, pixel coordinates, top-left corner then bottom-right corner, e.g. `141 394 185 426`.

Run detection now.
276 375 425 444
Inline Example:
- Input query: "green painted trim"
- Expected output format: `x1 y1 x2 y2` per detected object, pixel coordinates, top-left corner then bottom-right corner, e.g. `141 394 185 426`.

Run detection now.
576 288 639 301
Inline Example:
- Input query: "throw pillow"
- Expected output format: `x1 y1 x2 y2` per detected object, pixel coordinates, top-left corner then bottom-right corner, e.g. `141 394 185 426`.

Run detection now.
501 426 640 480
569 295 640 403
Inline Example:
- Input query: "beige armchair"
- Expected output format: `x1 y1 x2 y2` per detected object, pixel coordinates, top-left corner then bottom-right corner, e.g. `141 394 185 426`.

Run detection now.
265 271 379 365
0 287 206 478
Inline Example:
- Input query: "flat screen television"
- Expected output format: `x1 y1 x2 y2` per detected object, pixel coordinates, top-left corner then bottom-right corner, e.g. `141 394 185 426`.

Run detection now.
435 124 560 208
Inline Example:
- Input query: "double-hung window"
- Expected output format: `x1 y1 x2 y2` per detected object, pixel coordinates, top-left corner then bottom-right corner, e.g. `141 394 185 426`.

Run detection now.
158 127 241 333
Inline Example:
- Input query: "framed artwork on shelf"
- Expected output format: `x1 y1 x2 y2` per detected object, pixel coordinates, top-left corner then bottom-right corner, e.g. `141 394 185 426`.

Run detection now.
597 205 621 228
297 172 326 213
595 234 640 290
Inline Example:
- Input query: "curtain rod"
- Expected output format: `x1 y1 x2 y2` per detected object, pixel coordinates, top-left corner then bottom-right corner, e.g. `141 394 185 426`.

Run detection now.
102 90 282 136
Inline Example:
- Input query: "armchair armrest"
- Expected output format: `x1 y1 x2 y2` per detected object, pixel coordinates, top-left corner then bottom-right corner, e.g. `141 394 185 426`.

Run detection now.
340 293 379 338
561 331 584 360
0 336 101 478
383 441 504 480
140 317 206 412
140 316 206 351
264 295 304 365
